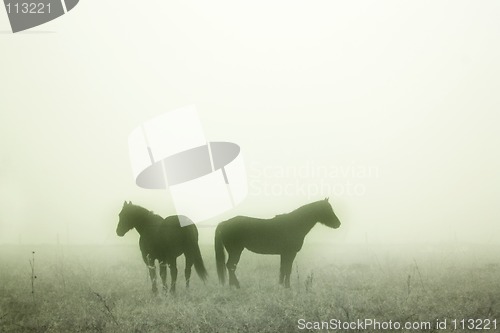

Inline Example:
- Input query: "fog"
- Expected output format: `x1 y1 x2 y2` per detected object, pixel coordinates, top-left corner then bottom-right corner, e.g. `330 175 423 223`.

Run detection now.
1 1 499 245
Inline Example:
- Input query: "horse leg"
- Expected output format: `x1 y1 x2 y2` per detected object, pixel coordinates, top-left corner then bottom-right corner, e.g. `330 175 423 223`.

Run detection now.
168 258 178 293
226 247 243 289
282 252 297 288
159 261 168 293
279 255 286 285
185 255 193 288
146 256 158 294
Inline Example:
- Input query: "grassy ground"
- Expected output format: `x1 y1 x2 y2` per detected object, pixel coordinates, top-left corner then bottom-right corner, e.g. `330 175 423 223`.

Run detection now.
0 243 499 332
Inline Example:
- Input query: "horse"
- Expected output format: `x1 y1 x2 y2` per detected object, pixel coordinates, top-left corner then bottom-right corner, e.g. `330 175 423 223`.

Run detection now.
116 201 208 293
215 198 341 288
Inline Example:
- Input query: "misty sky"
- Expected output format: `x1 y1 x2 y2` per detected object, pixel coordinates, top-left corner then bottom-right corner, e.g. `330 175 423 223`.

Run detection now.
1 1 499 245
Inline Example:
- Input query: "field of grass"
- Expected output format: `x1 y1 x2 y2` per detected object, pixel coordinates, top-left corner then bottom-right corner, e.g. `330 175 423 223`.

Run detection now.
0 243 499 332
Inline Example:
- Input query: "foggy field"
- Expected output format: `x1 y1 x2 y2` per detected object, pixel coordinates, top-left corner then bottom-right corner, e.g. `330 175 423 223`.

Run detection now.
0 243 499 333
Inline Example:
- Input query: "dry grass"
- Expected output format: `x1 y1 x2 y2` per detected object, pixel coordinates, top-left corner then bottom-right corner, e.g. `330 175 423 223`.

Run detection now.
0 243 498 332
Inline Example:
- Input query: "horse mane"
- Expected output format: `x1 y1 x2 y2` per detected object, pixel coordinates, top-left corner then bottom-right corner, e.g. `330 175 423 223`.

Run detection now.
128 204 162 223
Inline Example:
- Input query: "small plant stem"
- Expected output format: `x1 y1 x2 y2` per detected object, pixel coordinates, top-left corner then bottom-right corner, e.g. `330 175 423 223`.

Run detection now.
29 251 36 303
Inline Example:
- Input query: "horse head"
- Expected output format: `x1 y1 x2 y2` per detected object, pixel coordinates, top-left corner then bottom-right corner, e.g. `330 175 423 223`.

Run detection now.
318 198 341 229
116 201 136 236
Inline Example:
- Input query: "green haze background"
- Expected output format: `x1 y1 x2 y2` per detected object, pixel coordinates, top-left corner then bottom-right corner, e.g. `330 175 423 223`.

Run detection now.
0 1 499 245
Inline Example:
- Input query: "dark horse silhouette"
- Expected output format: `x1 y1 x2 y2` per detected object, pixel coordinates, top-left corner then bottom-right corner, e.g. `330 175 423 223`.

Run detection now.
116 201 208 293
215 198 340 288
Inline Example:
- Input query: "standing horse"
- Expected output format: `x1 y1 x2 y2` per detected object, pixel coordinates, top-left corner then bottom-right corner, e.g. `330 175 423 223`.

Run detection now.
116 201 208 293
215 198 340 288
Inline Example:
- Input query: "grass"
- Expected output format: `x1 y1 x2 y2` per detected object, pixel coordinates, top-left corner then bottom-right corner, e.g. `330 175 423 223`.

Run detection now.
0 243 499 332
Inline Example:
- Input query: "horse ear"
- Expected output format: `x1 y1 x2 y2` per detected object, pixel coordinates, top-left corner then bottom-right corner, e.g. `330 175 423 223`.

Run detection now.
123 201 127 206
325 197 329 202
129 201 132 204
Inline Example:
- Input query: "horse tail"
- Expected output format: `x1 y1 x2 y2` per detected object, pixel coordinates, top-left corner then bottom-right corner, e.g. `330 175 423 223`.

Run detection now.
215 223 226 285
183 223 208 282
192 242 208 282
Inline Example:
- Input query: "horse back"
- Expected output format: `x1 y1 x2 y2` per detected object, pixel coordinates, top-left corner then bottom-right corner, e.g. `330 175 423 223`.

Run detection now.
217 215 305 254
